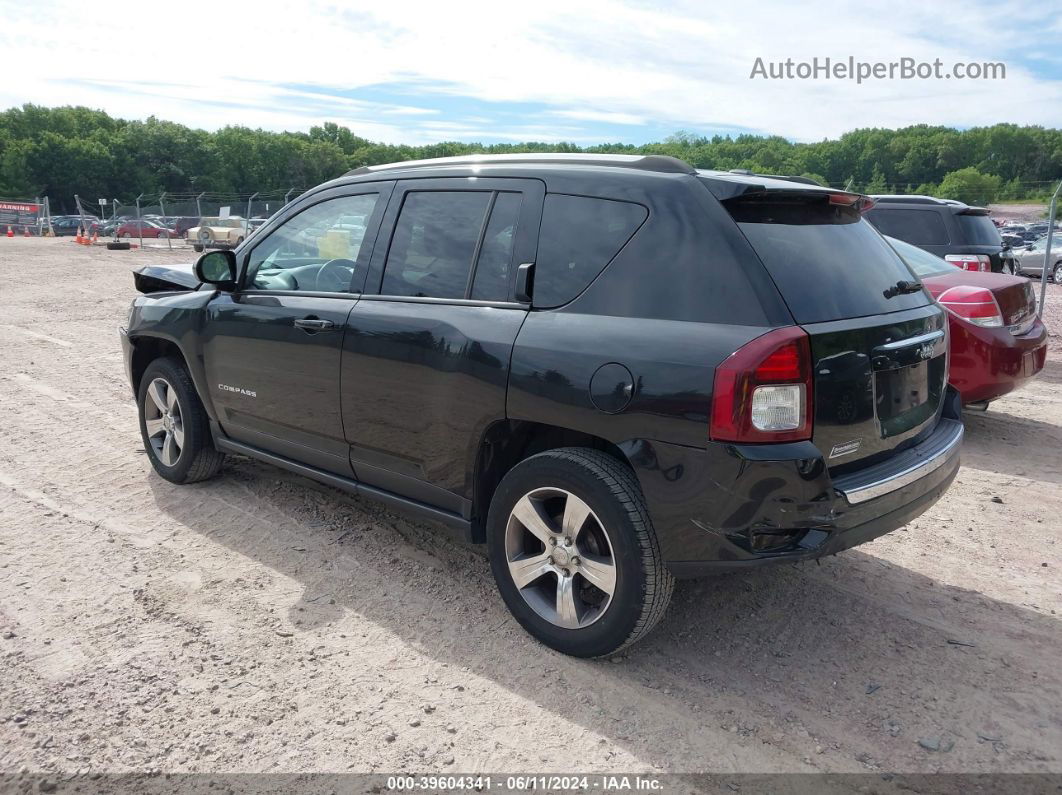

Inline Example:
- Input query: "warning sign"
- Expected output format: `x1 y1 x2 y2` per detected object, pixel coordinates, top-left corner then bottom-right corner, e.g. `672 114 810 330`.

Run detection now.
0 201 40 228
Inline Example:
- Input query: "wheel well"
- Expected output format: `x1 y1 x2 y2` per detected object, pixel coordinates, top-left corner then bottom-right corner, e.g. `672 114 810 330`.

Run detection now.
130 336 187 395
470 420 630 543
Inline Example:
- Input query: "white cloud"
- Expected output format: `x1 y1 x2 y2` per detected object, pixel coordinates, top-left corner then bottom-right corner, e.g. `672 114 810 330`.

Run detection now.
0 0 1059 142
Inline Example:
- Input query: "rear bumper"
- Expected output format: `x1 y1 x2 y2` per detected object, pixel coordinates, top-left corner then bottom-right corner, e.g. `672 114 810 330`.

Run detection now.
627 411 963 577
949 318 1048 404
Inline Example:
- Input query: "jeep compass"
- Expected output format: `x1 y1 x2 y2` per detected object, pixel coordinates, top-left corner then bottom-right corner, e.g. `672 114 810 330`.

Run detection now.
120 154 963 657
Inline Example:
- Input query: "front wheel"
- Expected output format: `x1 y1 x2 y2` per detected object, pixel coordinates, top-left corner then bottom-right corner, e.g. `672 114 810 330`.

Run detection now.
137 357 224 484
487 448 673 657
1054 263 1062 284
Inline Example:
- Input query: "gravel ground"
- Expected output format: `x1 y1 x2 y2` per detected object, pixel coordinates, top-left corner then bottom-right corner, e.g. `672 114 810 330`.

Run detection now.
0 238 1060 780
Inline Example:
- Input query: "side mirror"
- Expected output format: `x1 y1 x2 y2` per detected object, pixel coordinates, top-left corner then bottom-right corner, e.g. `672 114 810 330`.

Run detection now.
195 250 237 289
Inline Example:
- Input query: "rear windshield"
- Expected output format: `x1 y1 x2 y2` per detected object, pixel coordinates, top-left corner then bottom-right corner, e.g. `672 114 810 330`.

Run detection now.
864 208 950 245
883 236 952 278
728 193 930 324
955 213 1002 246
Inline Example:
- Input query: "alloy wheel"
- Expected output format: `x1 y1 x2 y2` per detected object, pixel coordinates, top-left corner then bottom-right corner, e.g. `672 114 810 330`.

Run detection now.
504 487 617 629
143 377 184 467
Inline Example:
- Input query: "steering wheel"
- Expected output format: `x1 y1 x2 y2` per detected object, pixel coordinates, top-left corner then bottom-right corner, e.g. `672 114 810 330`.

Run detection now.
316 258 357 292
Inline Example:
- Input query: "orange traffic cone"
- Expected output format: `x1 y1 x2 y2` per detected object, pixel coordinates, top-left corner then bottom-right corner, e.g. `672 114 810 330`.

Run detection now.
75 228 83 244
23 226 30 237
5 226 13 238
91 228 99 244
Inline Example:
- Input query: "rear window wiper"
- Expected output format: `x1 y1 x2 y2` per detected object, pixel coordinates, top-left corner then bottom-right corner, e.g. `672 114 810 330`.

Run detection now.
883 279 923 299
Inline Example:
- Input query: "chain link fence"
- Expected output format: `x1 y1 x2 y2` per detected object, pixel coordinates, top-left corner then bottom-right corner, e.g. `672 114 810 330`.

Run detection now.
57 188 310 248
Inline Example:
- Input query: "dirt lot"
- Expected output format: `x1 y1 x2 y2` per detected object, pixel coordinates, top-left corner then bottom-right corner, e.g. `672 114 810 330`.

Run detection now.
1 237 1060 779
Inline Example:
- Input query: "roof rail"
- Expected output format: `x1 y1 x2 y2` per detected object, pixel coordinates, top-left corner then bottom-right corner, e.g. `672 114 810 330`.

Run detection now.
344 153 696 177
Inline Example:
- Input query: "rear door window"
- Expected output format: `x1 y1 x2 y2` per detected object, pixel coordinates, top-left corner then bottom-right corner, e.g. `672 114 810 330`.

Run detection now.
864 208 950 245
534 194 647 307
729 194 930 324
382 191 491 299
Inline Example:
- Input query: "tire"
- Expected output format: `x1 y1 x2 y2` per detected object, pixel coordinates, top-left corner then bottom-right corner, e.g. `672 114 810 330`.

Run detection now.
486 448 673 657
1054 263 1062 285
137 357 224 484
235 236 244 246
193 244 204 253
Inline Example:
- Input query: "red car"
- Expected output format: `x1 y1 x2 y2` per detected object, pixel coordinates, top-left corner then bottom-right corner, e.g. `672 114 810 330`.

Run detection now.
886 235 1048 406
116 219 175 239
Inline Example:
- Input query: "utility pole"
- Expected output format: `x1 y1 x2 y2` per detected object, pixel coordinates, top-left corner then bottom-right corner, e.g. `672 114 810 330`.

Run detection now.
1037 179 1062 317
159 192 172 250
245 192 259 239
136 193 144 249
196 192 205 219
74 194 86 239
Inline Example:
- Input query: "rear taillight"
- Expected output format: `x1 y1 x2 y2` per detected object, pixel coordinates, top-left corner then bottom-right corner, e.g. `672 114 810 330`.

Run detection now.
711 327 813 443
937 285 1004 328
944 254 990 272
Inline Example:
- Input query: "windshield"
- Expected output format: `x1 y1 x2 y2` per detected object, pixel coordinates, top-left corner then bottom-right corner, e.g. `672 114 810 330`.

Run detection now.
727 192 928 323
884 236 952 278
956 213 1001 246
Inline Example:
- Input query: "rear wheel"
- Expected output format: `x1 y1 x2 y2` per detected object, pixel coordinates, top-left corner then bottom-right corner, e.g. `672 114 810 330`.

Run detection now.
1053 263 1062 285
487 448 673 657
137 357 224 484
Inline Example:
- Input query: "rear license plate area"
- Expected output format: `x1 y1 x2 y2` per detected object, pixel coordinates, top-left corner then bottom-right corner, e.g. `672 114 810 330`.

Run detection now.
876 356 945 438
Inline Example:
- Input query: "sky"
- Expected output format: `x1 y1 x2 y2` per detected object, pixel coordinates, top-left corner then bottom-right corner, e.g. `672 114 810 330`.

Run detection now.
2 0 1061 144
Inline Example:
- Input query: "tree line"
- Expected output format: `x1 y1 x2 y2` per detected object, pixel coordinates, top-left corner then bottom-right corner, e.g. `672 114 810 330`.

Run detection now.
1 104 1060 211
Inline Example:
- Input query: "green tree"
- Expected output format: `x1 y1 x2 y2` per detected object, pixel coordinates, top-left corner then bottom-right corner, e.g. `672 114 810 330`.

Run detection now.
936 167 1003 205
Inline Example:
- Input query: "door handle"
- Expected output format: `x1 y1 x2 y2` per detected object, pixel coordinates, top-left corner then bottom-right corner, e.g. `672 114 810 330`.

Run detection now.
293 317 335 332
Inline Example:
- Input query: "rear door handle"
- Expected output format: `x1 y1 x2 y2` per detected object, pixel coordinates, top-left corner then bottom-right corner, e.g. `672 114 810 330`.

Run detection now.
293 317 335 332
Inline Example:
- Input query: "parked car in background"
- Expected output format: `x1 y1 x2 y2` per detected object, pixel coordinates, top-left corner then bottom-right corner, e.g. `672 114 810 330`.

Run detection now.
1012 237 1062 284
117 219 176 239
886 235 1047 406
121 154 964 657
865 195 1009 273
186 217 248 251
171 217 201 237
50 216 99 236
1001 233 1025 251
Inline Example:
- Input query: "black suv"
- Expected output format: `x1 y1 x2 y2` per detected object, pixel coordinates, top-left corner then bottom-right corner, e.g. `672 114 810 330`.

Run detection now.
864 194 1013 273
120 154 963 657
